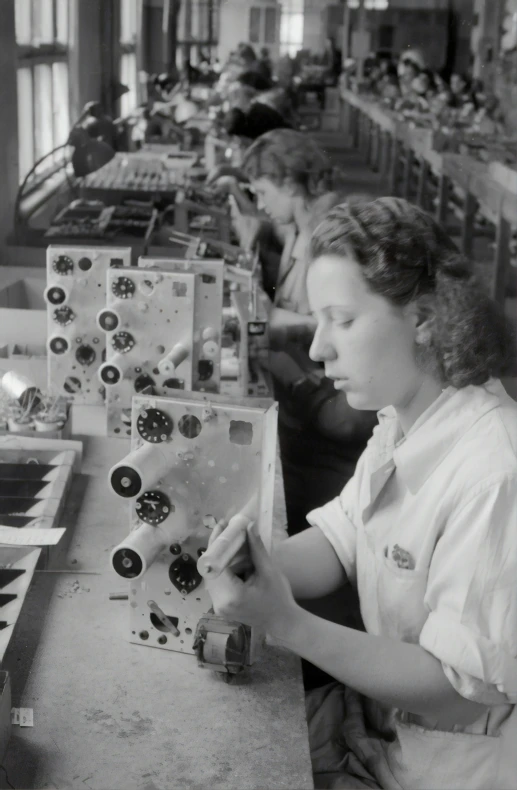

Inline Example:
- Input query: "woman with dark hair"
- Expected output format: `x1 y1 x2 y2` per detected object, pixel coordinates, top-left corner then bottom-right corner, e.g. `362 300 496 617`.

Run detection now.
217 133 378 689
235 131 377 531
205 197 517 789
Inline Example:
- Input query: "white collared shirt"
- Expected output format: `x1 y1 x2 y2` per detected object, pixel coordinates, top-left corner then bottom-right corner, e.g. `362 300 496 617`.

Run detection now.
307 379 517 786
308 379 517 705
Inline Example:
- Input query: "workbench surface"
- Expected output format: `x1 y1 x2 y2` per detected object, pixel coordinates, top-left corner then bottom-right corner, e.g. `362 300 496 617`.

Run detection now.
1 432 314 790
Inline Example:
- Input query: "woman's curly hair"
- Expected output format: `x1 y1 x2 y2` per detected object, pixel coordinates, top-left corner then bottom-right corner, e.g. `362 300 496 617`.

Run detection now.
241 129 342 198
310 197 515 388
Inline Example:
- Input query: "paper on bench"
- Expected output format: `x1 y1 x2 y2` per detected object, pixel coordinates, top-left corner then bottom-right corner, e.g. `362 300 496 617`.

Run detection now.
0 527 65 545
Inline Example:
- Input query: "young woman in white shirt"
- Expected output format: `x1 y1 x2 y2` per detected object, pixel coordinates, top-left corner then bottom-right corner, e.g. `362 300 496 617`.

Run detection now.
206 197 517 789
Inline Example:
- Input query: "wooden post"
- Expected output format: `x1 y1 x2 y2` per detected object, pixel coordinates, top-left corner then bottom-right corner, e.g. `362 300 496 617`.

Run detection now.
352 107 360 148
0 0 18 258
436 172 450 226
402 147 414 199
461 191 478 258
357 0 367 82
389 138 400 195
162 0 171 68
379 130 391 178
342 0 350 64
492 210 510 305
416 159 430 209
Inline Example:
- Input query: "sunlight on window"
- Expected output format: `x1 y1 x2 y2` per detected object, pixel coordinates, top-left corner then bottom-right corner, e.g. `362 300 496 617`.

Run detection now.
15 0 32 45
347 0 389 8
52 62 70 147
32 0 54 45
15 0 70 181
279 0 304 57
34 64 54 162
121 0 139 44
56 0 69 44
17 68 34 178
121 53 138 117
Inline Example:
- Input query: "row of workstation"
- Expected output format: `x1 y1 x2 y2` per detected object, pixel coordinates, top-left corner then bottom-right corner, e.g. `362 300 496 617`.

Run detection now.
340 88 517 306
0 126 315 788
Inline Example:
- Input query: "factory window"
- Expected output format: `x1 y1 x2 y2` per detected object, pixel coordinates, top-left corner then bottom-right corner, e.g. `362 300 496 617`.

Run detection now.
15 0 70 183
249 7 262 44
347 0 389 8
120 0 142 117
249 5 279 47
279 0 304 57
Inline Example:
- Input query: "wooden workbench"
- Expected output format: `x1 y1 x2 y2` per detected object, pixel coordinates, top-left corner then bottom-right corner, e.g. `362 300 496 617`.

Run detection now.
339 88 517 306
1 426 314 790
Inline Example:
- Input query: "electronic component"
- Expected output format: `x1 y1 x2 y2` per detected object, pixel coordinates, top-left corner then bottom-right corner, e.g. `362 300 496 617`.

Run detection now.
135 490 172 526
109 391 278 672
193 614 251 677
136 407 174 443
221 287 272 399
80 151 198 203
45 245 132 405
98 259 224 437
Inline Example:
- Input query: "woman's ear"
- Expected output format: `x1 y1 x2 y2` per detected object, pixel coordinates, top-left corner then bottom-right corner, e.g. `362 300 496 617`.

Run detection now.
412 296 435 345
283 176 299 198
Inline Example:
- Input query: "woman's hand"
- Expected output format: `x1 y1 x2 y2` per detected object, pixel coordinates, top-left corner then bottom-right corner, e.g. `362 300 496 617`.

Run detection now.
205 522 299 637
228 195 263 252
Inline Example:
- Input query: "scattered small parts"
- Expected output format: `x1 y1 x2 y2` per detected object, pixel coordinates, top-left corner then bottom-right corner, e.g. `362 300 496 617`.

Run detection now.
11 708 33 727
57 580 91 598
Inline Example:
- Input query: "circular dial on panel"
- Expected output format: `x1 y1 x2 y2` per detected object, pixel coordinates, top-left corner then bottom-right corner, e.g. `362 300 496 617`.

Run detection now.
135 490 172 526
136 408 173 443
99 364 122 386
53 306 75 326
46 286 67 305
98 309 120 332
49 336 69 355
52 255 74 275
111 331 135 353
111 276 135 299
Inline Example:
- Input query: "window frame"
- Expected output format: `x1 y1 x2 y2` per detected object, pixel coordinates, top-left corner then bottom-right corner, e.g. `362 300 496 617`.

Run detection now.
15 0 71 189
177 0 220 68
119 0 142 118
279 0 304 58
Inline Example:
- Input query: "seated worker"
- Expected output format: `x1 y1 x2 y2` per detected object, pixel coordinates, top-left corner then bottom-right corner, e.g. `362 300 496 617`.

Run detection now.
217 131 377 529
206 197 517 790
214 135 377 692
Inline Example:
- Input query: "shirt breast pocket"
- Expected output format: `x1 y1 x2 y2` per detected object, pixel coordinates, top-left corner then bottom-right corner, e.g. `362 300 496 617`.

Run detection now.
376 550 429 642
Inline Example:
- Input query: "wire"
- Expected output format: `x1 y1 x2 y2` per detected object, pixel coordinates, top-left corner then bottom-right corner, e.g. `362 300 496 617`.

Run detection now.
0 765 15 789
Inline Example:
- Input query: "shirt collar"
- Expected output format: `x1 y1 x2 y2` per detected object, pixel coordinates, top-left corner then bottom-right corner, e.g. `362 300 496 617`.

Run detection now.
372 379 504 495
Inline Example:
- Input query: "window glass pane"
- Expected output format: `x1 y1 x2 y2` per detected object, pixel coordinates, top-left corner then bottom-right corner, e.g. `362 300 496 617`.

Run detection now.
52 62 70 147
121 0 138 43
249 7 261 44
56 0 69 44
34 63 54 162
264 7 277 44
15 0 32 45
120 53 138 116
17 67 34 181
280 12 304 47
32 0 54 44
